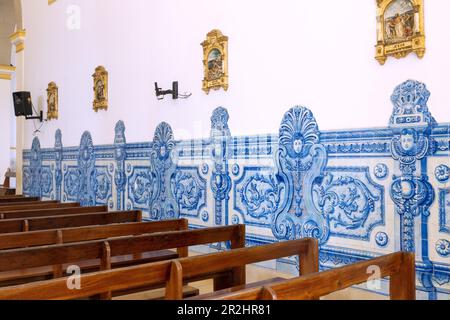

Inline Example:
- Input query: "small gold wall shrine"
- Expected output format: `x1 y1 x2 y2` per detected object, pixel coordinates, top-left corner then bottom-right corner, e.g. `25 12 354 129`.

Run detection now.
46 82 58 120
375 0 425 65
201 29 228 94
92 66 108 112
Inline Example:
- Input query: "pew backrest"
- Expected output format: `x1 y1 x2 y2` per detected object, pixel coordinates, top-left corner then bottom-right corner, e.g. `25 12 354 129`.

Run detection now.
0 225 246 300
0 205 108 220
0 197 39 204
0 224 243 273
0 236 320 301
0 219 188 250
209 252 416 301
0 200 57 207
165 238 318 299
0 210 142 234
0 202 80 212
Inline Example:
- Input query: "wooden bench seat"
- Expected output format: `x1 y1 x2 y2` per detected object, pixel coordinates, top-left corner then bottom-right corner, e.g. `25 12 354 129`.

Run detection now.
0 225 246 299
0 210 142 234
206 252 416 300
0 200 58 207
0 197 40 203
0 250 179 286
0 205 108 220
185 277 286 300
0 202 80 212
0 237 318 300
0 219 188 250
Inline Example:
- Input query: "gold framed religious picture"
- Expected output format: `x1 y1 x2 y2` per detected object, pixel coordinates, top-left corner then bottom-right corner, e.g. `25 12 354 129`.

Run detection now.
375 0 425 65
201 29 228 94
92 66 108 112
46 82 58 120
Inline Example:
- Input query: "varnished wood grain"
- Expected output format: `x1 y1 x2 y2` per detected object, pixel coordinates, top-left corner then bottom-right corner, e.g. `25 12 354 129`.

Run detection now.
210 252 415 301
0 225 246 300
0 200 58 207
0 219 188 250
0 211 141 234
0 197 39 203
0 202 80 212
0 205 108 220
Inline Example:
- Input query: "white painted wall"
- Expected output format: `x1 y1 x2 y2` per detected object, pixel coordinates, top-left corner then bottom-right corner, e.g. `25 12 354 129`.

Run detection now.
21 0 450 148
0 78 12 176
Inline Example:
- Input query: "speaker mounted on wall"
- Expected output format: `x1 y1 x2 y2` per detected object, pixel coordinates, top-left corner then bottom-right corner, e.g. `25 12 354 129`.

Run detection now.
12 91 43 122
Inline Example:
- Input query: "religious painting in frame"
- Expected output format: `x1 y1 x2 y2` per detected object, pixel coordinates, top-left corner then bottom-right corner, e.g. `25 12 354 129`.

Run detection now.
92 66 108 112
201 29 228 94
46 82 58 120
375 0 425 65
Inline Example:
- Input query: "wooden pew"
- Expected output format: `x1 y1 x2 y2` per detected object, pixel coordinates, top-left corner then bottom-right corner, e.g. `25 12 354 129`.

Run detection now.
0 170 15 196
0 196 40 203
0 237 318 300
0 200 57 207
0 225 245 299
0 202 80 212
204 252 416 300
165 238 318 299
0 195 21 199
0 210 142 234
0 205 108 220
0 219 188 250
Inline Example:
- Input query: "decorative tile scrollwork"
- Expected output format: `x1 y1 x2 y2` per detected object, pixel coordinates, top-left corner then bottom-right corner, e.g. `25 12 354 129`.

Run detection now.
234 168 283 226
201 211 209 222
314 167 384 241
436 239 450 257
171 168 206 217
375 232 389 247
210 107 232 226
435 165 450 183
114 120 127 210
148 122 179 220
29 137 42 197
77 131 96 206
20 80 450 299
54 129 63 201
231 164 240 176
389 80 436 253
272 106 329 243
374 163 389 180
93 166 112 204
201 163 209 175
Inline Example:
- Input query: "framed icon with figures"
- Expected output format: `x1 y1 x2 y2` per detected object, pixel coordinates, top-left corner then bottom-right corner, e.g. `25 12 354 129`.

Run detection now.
375 0 425 65
201 29 228 94
46 82 58 120
92 66 108 112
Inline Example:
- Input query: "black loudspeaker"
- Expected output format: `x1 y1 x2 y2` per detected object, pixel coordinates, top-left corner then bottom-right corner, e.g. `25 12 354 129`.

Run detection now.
12 91 33 117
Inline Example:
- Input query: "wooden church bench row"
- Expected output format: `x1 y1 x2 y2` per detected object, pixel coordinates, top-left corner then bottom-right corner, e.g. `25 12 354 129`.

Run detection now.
0 224 246 299
0 218 188 250
0 205 108 220
0 237 317 300
199 251 416 300
0 200 58 207
0 196 40 204
0 202 80 212
0 210 142 234
0 189 15 197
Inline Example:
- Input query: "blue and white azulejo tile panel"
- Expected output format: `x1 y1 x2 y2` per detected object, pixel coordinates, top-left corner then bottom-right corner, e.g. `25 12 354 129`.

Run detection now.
22 80 450 300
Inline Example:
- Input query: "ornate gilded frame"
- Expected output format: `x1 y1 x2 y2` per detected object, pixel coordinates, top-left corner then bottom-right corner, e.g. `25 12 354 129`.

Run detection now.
375 0 425 65
46 82 58 120
201 29 228 94
92 66 108 112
